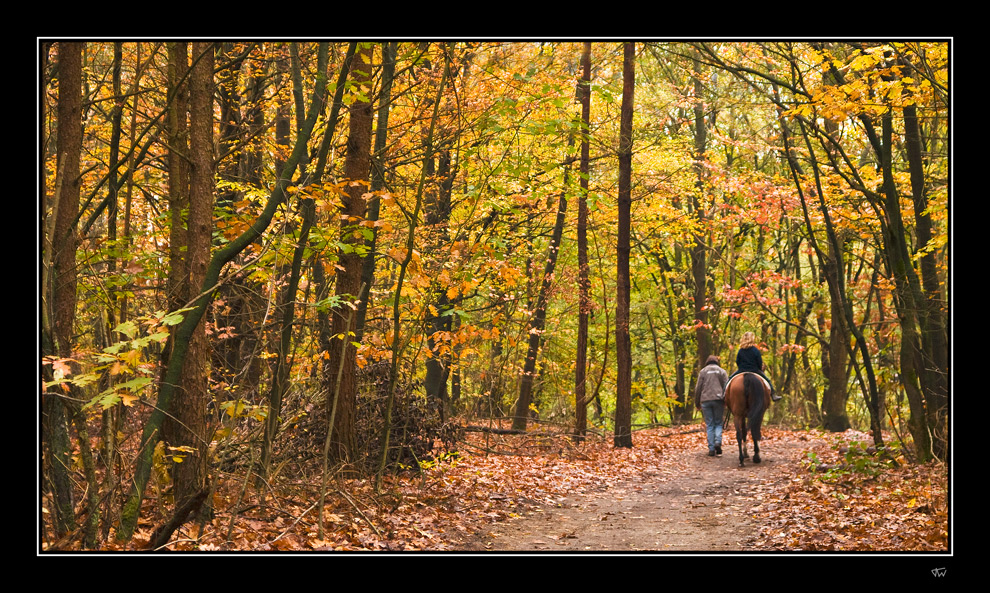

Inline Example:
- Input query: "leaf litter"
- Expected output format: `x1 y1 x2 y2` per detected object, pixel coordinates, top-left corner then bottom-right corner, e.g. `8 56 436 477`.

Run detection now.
103 423 947 553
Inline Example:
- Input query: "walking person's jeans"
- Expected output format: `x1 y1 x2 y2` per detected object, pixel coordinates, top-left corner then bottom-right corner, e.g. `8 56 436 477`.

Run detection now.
701 400 724 453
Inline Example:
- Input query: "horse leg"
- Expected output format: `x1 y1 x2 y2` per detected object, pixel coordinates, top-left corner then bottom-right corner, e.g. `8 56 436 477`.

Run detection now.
740 417 749 459
735 418 745 466
751 389 769 464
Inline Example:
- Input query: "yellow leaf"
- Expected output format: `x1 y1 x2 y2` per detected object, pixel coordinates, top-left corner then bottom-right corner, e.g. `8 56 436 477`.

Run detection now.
121 349 142 367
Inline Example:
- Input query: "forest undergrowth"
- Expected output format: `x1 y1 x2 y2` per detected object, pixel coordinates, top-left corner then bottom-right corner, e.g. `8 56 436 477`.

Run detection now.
49 420 948 553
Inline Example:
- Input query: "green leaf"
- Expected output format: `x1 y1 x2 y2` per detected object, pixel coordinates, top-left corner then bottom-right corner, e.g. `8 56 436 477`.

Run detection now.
71 372 102 388
114 320 139 340
103 343 125 355
97 392 122 409
161 307 194 326
115 376 152 392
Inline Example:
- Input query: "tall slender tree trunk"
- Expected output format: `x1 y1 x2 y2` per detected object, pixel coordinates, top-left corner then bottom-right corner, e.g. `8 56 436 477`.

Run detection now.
418 45 462 421
327 42 375 466
511 164 570 431
686 53 713 424
43 40 83 540
167 41 214 510
574 41 592 441
902 102 948 460
259 45 312 480
68 43 102 536
614 42 635 448
876 111 938 459
356 41 396 342
802 45 895 452
165 42 190 315
101 41 142 541
424 151 455 420
821 270 851 432
212 43 265 397
773 77 853 433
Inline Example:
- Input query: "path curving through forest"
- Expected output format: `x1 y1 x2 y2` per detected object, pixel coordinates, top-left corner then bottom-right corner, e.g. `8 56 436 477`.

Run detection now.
453 428 814 553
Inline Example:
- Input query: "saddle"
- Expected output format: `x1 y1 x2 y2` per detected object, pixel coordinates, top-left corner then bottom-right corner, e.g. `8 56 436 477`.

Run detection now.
724 372 771 396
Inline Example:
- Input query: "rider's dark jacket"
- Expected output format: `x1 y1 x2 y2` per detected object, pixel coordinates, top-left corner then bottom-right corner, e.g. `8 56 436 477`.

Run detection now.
730 346 774 397
735 346 763 374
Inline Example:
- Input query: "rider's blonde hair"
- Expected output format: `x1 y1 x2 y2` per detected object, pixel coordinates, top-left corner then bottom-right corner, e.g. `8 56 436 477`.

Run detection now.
740 331 756 349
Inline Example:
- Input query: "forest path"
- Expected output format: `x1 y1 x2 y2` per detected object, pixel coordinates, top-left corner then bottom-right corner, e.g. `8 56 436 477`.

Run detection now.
453 427 814 552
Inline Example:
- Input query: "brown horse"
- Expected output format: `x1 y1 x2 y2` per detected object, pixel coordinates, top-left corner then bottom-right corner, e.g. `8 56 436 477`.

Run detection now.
723 372 771 467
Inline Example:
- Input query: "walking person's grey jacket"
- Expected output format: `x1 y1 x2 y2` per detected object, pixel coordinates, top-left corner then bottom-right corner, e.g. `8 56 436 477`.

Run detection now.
694 361 728 405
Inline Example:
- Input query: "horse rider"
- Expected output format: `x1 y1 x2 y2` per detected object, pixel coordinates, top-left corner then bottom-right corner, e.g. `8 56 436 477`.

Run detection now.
726 331 781 402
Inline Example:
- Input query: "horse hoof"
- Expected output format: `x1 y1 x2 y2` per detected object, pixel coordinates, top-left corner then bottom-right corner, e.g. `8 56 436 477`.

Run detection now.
753 456 761 463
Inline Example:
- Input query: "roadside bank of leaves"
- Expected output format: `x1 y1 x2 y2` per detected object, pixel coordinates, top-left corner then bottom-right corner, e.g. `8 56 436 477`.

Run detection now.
749 429 949 551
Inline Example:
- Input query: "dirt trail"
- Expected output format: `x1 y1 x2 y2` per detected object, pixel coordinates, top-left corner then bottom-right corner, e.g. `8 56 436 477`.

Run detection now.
455 431 813 552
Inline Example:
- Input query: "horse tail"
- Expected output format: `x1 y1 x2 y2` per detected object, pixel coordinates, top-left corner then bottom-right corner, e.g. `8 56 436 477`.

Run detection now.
744 373 766 441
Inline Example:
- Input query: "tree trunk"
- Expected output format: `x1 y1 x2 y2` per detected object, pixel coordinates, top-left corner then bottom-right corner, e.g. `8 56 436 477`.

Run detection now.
164 42 190 315
512 170 569 430
573 41 592 441
821 298 851 432
419 45 465 421
902 102 948 460
685 53 712 425
424 148 455 420
101 41 142 541
326 42 374 466
167 41 214 511
614 42 635 448
356 41 395 342
43 40 84 539
215 42 269 402
212 43 266 397
876 111 939 460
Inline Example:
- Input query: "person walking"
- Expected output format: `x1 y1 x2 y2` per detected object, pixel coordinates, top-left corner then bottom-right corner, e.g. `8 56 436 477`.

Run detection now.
727 331 781 402
694 355 728 456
